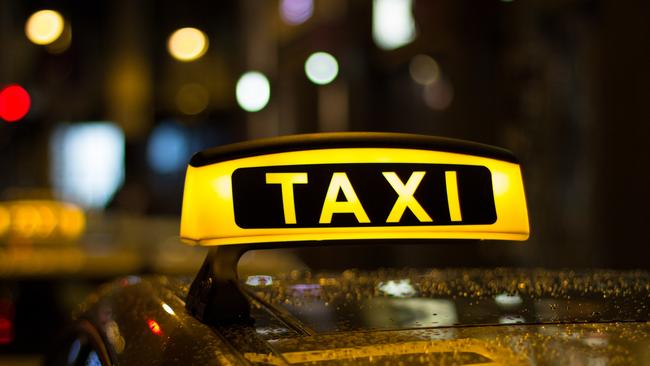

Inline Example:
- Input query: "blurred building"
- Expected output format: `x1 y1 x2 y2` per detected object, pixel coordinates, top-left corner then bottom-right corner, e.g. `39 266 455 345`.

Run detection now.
0 0 649 268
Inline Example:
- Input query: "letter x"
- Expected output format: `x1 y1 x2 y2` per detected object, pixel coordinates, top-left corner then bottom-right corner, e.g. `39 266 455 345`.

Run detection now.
383 171 432 223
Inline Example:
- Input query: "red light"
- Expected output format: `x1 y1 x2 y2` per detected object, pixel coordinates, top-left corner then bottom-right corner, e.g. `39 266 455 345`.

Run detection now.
147 319 162 335
0 318 13 345
0 300 14 345
0 85 31 122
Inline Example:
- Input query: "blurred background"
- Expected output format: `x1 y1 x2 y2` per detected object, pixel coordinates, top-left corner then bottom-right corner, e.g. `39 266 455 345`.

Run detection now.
1 0 650 361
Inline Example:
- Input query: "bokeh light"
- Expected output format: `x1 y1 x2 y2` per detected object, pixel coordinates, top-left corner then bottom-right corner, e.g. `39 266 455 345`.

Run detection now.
0 85 31 123
175 83 209 115
494 293 523 307
147 121 190 174
45 23 72 54
161 303 175 315
422 78 454 111
167 27 209 62
58 204 85 239
377 279 416 297
0 206 9 237
0 316 13 345
236 71 271 112
25 10 65 45
409 55 440 85
305 52 339 85
10 204 38 239
279 0 314 25
50 123 125 209
0 201 85 242
147 319 162 335
0 298 14 345
372 0 416 50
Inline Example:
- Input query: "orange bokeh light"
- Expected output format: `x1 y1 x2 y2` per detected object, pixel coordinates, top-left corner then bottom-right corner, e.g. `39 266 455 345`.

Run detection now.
147 319 162 335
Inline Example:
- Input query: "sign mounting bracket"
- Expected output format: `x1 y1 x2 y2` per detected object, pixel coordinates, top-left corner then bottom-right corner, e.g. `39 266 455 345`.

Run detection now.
186 245 253 325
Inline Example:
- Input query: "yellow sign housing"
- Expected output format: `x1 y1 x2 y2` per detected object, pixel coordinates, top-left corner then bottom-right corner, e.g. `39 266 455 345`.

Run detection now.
180 133 529 246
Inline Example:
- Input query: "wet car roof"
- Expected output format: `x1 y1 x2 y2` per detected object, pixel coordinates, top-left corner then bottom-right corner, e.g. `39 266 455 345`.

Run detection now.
235 268 650 364
250 322 650 365
80 269 650 365
243 268 650 334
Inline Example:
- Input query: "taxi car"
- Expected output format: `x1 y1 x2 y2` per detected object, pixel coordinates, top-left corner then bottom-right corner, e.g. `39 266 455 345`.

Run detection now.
47 133 650 365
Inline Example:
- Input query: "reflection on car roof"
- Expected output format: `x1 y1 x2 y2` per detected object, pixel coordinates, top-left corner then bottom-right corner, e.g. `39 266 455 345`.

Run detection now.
244 268 650 333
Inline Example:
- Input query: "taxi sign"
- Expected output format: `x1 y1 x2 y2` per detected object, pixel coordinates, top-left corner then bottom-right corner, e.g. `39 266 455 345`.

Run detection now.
0 200 85 243
180 133 529 245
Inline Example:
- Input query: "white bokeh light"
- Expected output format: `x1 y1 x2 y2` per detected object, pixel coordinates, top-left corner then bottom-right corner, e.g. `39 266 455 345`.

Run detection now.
377 279 416 297
50 123 125 208
372 0 417 50
305 52 339 85
236 71 271 112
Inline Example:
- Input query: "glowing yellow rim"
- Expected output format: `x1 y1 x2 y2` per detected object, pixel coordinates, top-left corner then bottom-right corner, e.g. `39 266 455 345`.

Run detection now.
180 148 529 246
243 339 526 365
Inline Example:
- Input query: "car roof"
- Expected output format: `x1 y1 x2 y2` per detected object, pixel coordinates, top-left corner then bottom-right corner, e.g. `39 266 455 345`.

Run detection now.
82 269 650 365
238 267 650 365
241 322 650 365
244 267 650 334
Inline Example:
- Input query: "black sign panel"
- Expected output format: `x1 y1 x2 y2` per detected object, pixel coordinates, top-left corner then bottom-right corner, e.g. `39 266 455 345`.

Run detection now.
232 164 496 228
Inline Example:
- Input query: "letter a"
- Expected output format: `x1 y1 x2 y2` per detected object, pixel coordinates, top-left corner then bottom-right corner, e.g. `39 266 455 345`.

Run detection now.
319 173 370 224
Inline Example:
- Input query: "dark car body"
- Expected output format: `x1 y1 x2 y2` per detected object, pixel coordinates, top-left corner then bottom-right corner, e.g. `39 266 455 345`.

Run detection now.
50 267 650 365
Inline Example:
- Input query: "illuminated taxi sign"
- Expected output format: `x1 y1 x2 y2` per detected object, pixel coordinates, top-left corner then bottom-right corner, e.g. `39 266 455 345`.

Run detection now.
234 165 495 227
0 200 85 243
180 133 529 245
